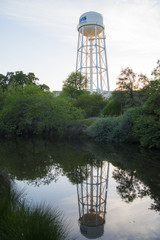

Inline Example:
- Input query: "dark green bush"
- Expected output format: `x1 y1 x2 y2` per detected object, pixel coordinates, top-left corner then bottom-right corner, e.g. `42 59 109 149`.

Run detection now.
87 117 120 143
87 102 160 149
132 91 160 149
145 91 160 116
87 108 142 144
101 98 121 116
0 85 83 136
133 115 160 149
74 92 106 117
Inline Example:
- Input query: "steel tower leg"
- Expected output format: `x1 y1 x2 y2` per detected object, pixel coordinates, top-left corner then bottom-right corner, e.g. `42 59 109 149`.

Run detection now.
76 25 110 96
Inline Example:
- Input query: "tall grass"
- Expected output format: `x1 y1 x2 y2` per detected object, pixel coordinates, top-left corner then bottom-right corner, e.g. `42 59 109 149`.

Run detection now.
0 173 70 240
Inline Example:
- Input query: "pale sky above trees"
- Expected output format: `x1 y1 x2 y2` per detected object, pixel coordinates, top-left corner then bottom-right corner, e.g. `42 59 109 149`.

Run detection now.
0 0 160 91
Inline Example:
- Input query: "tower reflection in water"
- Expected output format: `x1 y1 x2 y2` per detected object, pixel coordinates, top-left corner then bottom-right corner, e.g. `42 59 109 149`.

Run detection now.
77 161 110 239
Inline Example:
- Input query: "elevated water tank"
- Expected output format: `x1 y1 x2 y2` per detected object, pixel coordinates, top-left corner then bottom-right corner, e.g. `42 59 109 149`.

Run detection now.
76 11 110 96
77 11 104 37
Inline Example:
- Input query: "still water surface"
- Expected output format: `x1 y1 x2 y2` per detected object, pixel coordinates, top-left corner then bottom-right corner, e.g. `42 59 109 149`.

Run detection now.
0 138 160 240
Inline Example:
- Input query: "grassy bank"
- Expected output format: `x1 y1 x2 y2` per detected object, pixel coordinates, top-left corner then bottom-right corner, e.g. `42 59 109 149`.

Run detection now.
0 173 70 240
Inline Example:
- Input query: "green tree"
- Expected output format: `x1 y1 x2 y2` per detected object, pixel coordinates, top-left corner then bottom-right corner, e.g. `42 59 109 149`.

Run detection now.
133 91 160 149
116 69 151 110
0 85 83 137
137 73 150 89
0 74 7 91
116 68 137 104
39 84 50 91
62 72 88 98
0 71 39 91
134 115 160 149
151 59 160 80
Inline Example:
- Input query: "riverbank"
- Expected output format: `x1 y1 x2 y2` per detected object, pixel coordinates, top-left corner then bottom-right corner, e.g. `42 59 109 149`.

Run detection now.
0 173 71 240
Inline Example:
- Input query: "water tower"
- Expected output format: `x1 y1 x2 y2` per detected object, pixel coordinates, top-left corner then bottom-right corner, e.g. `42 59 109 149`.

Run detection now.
77 161 110 239
76 11 110 96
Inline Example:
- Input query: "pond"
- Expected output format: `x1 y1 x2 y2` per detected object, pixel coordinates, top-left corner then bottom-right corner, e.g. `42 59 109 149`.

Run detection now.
0 138 160 240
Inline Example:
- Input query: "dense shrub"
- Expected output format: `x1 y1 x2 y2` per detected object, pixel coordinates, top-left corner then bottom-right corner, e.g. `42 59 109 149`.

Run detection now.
74 92 106 117
0 85 83 137
133 92 160 149
86 116 131 144
87 108 142 144
87 102 160 149
134 115 160 149
145 91 160 116
101 98 121 116
87 117 120 143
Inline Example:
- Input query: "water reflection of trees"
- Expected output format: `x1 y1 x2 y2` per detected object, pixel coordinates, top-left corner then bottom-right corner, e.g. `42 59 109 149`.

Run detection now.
27 165 63 186
112 169 149 203
0 138 98 186
108 145 160 212
0 138 160 213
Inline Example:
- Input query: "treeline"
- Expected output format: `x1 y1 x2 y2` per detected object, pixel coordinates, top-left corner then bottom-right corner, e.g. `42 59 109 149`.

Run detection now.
0 60 160 149
87 60 160 149
0 71 107 137
0 71 85 137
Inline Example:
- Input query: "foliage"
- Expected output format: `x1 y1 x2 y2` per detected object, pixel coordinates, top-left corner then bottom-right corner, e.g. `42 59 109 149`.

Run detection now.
0 63 159 149
133 91 160 149
0 71 39 91
116 68 137 104
87 107 142 144
101 97 121 116
63 71 88 90
116 68 150 108
74 92 106 117
0 89 6 111
86 116 130 144
151 59 160 80
145 91 160 116
62 72 88 98
39 83 50 91
87 117 120 143
0 84 83 137
0 74 7 91
50 96 84 135
140 79 160 102
134 115 160 149
137 73 150 89
94 60 159 149
87 101 160 149
60 85 86 99
0 174 70 240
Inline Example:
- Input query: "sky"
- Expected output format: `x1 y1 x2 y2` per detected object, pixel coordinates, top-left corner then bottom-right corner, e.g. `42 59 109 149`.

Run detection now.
0 0 160 91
